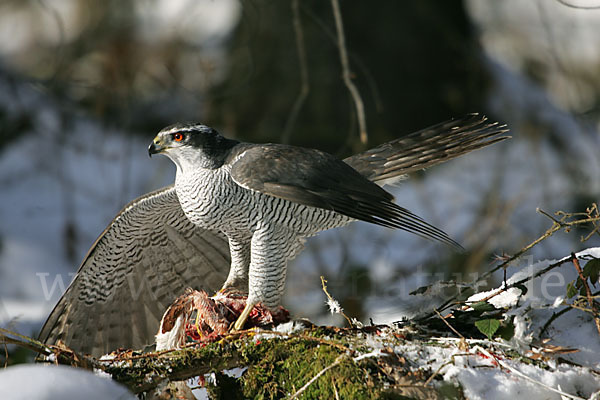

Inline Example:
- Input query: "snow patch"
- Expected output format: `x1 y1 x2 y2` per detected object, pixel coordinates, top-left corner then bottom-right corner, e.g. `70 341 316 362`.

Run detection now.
0 364 136 400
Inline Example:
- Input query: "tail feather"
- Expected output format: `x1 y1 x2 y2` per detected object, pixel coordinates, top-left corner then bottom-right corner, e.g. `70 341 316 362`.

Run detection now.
344 114 509 184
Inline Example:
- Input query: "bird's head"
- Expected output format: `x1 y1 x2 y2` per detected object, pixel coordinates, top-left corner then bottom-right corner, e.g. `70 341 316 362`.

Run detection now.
148 123 239 170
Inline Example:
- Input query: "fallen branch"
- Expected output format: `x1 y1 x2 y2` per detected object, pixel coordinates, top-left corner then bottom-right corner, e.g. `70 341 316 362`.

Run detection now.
0 327 95 369
0 327 52 357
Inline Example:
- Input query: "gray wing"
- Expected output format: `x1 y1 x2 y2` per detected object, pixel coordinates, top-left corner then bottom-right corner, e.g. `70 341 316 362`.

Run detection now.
229 145 459 247
38 186 230 357
344 113 509 183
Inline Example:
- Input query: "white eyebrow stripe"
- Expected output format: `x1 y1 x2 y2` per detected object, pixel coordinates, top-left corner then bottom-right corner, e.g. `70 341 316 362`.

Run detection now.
160 125 208 135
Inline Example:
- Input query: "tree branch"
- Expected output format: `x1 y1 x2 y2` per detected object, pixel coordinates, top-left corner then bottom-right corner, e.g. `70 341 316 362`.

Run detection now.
330 0 368 144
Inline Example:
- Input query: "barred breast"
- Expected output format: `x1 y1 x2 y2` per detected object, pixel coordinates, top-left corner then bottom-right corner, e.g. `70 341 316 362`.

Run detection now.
175 164 351 240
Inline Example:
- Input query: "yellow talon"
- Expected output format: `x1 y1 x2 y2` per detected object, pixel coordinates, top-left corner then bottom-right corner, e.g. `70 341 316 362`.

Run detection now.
194 311 203 338
233 302 255 331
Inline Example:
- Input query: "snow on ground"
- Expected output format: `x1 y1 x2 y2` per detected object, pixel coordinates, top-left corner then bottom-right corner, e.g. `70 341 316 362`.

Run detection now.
441 347 598 400
507 248 600 369
464 248 600 370
350 248 600 400
0 364 136 400
385 340 600 400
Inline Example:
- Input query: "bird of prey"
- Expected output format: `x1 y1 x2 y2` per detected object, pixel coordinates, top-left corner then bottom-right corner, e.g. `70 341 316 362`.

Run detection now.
147 114 508 332
39 113 507 356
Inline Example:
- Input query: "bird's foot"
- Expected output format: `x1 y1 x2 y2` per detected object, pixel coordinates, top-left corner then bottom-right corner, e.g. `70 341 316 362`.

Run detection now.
213 292 289 332
236 301 289 331
157 288 289 346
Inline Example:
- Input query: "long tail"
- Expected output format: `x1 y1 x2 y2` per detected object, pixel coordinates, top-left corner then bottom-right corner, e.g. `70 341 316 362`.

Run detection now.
344 114 509 184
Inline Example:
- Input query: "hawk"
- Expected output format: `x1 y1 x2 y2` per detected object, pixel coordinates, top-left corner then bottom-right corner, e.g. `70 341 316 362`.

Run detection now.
39 114 507 355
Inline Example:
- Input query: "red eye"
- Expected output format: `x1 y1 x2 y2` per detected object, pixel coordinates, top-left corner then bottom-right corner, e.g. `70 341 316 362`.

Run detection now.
173 132 184 142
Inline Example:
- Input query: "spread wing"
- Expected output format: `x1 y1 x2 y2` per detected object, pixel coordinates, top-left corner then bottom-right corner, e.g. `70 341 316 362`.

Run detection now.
229 145 459 247
38 186 230 357
344 113 509 183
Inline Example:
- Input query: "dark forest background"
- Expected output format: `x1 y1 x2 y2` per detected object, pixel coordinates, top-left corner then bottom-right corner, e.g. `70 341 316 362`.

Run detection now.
0 1 488 153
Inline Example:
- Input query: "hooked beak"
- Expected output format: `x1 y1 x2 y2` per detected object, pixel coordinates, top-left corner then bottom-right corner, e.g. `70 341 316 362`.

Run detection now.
148 137 165 157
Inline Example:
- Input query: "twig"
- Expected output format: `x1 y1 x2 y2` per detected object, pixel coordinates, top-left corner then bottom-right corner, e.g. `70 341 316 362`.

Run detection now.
540 288 600 337
282 0 310 144
320 276 354 327
434 310 464 340
0 327 97 369
474 256 573 302
0 336 50 357
332 375 340 400
540 305 571 337
296 4 384 113
330 0 368 144
582 203 600 241
571 253 600 336
423 360 453 386
568 301 599 313
288 354 347 400
463 288 505 308
0 327 52 357
491 207 598 276
492 208 563 271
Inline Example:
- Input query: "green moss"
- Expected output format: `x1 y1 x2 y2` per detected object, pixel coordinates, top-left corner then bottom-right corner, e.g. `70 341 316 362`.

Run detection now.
238 338 376 399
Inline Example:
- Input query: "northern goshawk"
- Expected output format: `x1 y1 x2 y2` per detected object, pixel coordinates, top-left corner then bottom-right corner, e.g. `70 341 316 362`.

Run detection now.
147 114 508 331
39 114 507 355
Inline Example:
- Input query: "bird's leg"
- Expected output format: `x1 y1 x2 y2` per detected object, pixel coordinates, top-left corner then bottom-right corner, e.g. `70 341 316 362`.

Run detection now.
232 226 291 331
220 236 251 295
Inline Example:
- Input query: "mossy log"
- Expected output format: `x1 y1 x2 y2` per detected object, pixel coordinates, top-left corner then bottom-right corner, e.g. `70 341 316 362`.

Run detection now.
95 324 458 399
